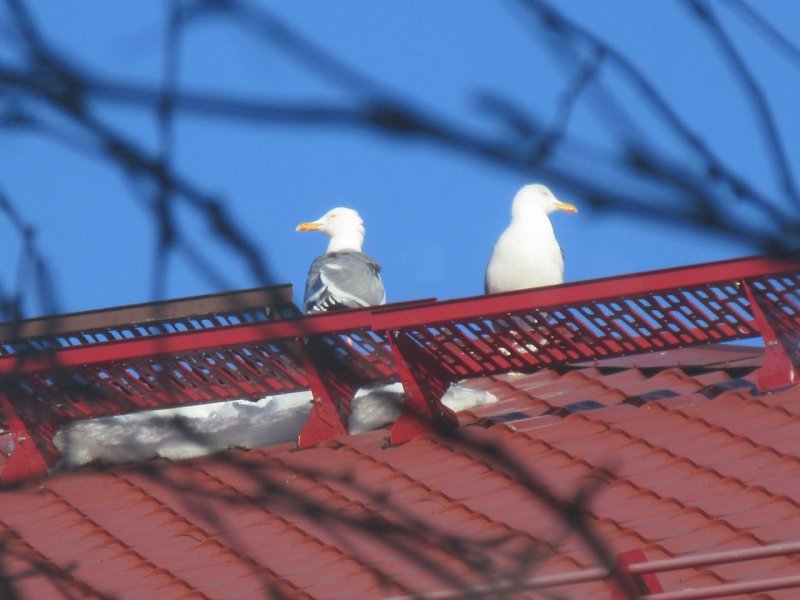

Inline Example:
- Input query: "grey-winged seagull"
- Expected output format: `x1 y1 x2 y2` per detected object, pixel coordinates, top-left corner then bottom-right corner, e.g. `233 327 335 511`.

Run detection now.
485 184 577 294
296 207 386 313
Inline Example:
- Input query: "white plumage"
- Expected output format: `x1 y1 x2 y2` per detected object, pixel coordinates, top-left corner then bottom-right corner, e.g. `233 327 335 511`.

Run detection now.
485 184 577 294
296 207 386 313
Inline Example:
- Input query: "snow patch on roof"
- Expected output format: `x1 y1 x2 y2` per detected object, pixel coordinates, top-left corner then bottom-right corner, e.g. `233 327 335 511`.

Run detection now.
53 381 497 469
53 391 313 468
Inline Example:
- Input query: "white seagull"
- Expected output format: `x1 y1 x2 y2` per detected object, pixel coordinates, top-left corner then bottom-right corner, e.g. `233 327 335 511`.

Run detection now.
485 184 578 294
296 207 386 313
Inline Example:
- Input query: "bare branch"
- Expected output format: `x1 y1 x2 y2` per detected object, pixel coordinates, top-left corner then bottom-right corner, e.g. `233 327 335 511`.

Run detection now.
723 0 800 72
513 0 793 224
530 47 606 165
203 0 389 97
685 0 800 209
151 0 184 299
0 186 59 319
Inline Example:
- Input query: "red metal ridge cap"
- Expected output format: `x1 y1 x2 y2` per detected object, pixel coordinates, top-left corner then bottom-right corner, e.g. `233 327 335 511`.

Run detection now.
0 283 296 341
370 254 799 330
0 297 437 375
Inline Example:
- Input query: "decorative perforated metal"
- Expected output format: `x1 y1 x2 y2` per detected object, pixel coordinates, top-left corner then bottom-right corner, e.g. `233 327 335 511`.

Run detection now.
386 278 759 379
0 256 798 483
0 284 299 358
371 256 800 441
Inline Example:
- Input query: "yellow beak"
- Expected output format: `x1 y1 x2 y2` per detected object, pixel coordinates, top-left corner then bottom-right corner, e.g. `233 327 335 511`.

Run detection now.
554 201 578 214
296 221 322 232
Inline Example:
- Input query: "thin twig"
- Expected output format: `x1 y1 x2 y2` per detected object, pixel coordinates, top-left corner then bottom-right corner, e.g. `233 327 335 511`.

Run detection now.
685 0 800 210
151 0 183 299
530 47 606 164
722 0 800 71
513 0 791 223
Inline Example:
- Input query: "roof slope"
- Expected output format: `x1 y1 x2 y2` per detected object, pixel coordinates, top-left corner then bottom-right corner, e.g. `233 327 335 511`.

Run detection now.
1 344 799 599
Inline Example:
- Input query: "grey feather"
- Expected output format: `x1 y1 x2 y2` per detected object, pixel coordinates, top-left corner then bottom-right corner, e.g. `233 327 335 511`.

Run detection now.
303 251 386 313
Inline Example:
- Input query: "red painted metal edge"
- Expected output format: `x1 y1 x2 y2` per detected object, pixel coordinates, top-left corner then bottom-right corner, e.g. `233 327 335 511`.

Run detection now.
0 298 440 376
643 575 800 600
0 256 792 378
387 540 800 599
0 255 797 473
630 540 800 574
371 255 798 330
0 283 295 340
0 392 49 485
0 306 377 375
388 331 458 445
610 549 664 600
743 282 799 392
296 338 351 449
297 394 348 449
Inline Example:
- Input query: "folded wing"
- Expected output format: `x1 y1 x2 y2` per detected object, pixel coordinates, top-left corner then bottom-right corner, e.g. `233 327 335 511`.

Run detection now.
304 251 386 312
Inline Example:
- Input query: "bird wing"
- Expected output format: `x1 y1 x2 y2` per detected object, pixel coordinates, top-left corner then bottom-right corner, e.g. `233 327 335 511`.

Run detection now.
304 251 386 312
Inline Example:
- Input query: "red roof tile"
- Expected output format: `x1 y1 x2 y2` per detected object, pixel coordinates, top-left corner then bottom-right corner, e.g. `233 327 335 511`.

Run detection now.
2 344 800 598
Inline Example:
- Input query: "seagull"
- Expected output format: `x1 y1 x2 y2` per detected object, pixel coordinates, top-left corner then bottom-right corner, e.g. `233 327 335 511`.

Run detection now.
296 207 386 313
485 184 578 294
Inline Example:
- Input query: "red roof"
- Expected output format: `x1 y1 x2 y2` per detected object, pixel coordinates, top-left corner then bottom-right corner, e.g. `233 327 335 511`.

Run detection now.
2 255 800 599
2 343 800 599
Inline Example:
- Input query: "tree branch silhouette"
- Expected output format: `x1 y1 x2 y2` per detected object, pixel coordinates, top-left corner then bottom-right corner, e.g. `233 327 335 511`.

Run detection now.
0 187 58 322
685 0 800 209
150 0 183 300
3 0 276 295
723 0 800 71
3 0 796 260
1 0 798 598
513 0 797 228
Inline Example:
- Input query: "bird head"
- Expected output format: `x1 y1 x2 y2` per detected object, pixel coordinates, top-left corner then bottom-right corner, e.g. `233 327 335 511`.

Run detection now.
512 184 578 220
296 207 366 252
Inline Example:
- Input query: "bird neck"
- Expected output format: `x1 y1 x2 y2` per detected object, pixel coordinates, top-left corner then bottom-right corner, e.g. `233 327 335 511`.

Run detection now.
327 232 364 253
512 211 553 234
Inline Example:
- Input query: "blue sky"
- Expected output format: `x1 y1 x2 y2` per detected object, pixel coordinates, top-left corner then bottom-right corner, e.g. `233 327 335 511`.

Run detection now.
1 1 798 317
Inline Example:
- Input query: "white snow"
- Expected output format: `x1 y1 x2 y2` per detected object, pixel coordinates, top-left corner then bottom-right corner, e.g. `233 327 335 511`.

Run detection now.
53 381 497 470
53 391 314 469
347 381 499 434
348 382 405 434
441 383 499 413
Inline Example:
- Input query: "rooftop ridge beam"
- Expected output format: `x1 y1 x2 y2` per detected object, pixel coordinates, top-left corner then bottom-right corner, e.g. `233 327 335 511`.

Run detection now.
1 257 793 375
0 297 438 375
1 256 798 470
0 306 374 375
371 255 797 330
0 283 295 341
